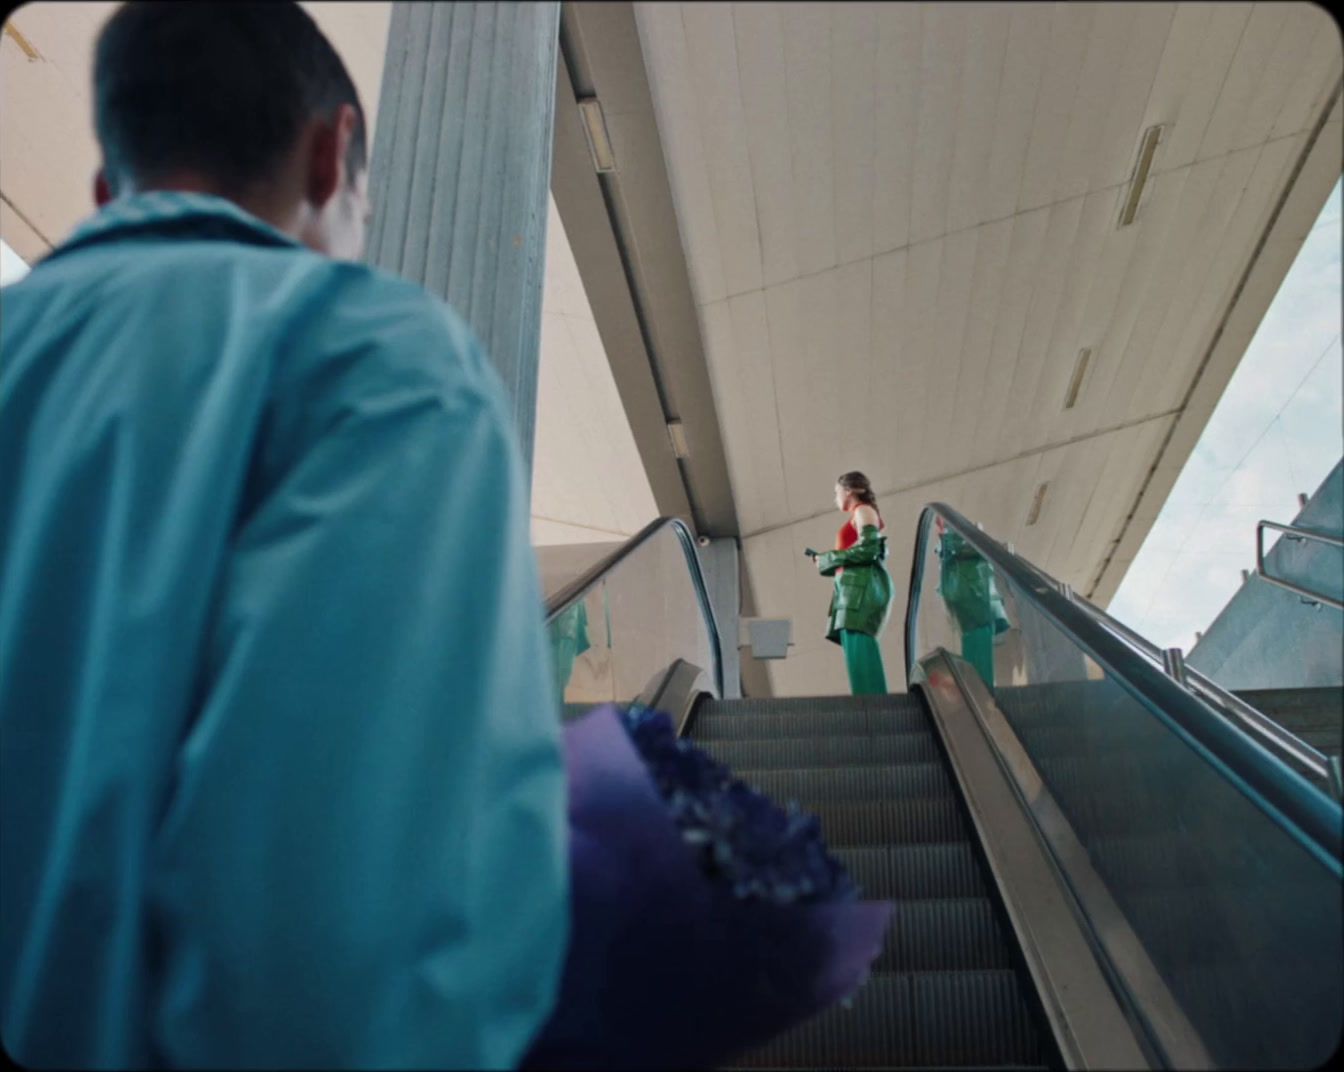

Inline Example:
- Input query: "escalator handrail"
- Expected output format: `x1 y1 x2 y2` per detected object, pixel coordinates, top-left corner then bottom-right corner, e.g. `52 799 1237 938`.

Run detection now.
543 516 724 698
906 502 1343 869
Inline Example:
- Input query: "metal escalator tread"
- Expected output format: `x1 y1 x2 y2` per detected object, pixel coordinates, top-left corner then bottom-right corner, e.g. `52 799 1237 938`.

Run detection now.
692 706 931 740
704 732 942 769
834 843 990 900
803 797 972 846
689 694 1055 1069
722 970 1049 1069
737 763 955 804
696 694 929 719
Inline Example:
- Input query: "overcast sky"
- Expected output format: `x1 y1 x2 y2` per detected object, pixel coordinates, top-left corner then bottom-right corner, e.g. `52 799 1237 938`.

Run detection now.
1108 177 1343 653
0 238 28 286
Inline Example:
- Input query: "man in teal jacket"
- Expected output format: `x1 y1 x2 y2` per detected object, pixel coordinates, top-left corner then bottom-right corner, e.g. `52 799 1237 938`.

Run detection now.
0 4 566 1068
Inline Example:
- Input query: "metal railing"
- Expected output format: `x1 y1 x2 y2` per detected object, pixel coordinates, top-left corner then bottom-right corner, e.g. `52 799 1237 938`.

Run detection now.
907 504 1344 858
1255 519 1344 610
1082 600 1337 790
543 516 724 699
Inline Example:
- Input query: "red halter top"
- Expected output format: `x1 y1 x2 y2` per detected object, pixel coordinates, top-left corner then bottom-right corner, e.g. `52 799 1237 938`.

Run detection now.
835 506 884 551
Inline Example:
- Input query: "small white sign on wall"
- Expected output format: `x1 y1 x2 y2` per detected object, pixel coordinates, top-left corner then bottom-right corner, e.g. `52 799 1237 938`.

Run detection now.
744 618 792 660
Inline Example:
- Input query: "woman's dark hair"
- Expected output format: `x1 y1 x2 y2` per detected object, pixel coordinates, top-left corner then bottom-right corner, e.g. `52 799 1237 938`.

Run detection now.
837 471 877 507
94 2 366 197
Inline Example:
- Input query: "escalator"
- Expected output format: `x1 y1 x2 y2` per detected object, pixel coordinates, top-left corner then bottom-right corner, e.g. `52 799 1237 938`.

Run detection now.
544 507 1344 1070
689 692 1054 1069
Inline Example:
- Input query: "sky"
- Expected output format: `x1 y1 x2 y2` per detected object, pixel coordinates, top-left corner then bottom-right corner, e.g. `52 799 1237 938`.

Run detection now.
1108 177 1343 653
0 237 28 286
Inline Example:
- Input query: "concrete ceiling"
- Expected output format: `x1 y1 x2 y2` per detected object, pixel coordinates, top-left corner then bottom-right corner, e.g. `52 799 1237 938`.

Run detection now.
0 1 657 547
625 1 1342 694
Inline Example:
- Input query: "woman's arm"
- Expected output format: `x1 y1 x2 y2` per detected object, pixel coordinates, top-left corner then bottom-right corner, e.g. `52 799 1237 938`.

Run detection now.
816 525 885 575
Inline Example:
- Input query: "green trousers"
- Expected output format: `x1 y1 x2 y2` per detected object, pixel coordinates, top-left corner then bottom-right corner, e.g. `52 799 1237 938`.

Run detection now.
962 625 995 689
839 629 887 696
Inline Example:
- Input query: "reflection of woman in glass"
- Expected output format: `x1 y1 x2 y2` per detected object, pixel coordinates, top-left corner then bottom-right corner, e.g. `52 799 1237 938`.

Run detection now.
814 472 893 695
935 516 1010 688
548 599 590 707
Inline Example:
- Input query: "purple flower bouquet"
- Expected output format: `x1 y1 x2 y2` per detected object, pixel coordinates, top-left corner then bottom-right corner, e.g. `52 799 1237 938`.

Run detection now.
523 704 893 1070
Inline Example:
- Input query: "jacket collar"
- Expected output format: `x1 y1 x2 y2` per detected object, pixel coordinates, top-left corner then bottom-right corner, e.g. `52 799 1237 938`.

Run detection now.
48 191 304 263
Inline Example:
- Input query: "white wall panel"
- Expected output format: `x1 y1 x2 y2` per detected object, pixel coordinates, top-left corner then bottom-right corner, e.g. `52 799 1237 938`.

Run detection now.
909 4 966 245
1022 186 1124 454
732 4 800 290
1053 3 1140 204
996 196 1085 460
946 5 1012 235
1197 5 1297 162
830 2 879 267
946 217 1014 472
1150 3 1253 172
634 2 728 306
781 4 838 278
1268 12 1343 139
1017 3 1097 213
681 3 763 299
975 206 1052 470
728 291 794 532
981 3 1052 224
872 3 921 254
1089 4 1177 193
922 227 980 471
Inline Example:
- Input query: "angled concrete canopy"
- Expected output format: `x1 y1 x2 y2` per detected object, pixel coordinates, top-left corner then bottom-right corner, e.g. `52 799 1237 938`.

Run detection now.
616 2 1341 694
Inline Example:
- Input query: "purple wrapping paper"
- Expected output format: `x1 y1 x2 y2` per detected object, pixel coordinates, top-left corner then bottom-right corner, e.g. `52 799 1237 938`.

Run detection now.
523 705 893 1070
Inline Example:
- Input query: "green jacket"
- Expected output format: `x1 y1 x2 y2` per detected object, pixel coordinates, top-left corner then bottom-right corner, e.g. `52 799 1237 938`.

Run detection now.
937 530 1011 635
817 525 893 644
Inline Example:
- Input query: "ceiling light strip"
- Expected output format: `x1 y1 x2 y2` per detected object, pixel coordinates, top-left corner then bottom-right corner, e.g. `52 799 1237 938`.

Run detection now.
1063 348 1093 410
1118 124 1164 228
1026 481 1049 527
577 97 617 174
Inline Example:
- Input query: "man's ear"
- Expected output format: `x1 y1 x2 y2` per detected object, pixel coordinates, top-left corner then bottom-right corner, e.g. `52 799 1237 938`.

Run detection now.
305 103 359 209
94 169 113 207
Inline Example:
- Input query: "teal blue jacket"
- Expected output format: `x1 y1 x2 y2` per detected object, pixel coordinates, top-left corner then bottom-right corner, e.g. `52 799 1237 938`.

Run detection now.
0 193 567 1068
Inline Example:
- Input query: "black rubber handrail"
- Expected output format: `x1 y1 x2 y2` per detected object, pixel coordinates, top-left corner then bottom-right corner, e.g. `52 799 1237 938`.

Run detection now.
543 516 724 699
905 502 1343 871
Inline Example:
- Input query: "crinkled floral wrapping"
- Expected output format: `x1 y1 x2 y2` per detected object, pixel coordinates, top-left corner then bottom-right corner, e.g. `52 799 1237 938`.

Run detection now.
523 705 893 1070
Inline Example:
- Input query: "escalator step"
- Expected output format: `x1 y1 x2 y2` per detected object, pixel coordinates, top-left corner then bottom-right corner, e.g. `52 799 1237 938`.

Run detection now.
691 707 930 741
697 694 927 719
886 899 1013 972
726 970 1047 1069
806 797 971 846
700 732 942 770
836 843 989 901
739 763 955 805
909 970 1050 1067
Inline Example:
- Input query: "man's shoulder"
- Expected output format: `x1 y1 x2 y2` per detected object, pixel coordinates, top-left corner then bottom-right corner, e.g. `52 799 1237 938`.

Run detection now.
316 262 479 357
286 259 497 398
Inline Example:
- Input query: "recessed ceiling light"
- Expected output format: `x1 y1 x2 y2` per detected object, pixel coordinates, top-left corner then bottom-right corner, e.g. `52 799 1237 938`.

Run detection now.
667 420 690 459
1026 481 1049 526
3 22 42 61
577 97 617 174
1063 347 1092 410
1118 124 1164 228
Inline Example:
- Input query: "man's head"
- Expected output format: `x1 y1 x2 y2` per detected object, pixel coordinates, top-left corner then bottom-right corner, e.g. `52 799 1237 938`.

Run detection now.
93 2 370 259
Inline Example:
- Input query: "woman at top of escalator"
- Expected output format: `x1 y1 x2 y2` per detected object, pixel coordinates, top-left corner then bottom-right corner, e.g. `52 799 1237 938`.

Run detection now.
812 471 894 695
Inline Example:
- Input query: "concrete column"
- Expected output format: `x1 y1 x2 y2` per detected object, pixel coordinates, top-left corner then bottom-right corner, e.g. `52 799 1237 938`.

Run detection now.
364 1 560 477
